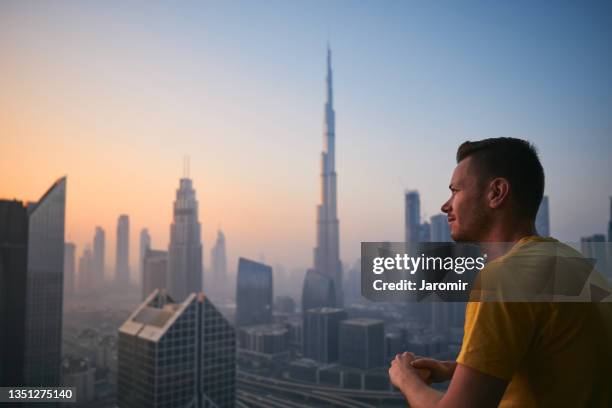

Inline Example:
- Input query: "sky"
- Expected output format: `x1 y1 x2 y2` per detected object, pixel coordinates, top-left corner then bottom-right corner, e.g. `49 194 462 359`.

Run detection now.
1 1 611 280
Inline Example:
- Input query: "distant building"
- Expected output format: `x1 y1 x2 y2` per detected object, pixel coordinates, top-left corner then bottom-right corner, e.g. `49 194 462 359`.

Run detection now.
239 324 289 355
303 307 347 363
0 178 66 387
405 190 420 244
93 226 105 287
141 248 168 300
339 318 385 370
419 221 431 242
313 47 344 307
536 196 550 237
274 295 296 314
581 234 609 280
115 215 130 285
429 214 453 333
209 229 228 299
139 228 151 287
118 290 235 408
235 258 273 327
608 197 612 242
78 247 94 292
302 269 336 313
64 242 76 296
430 213 451 242
62 357 95 405
168 177 203 302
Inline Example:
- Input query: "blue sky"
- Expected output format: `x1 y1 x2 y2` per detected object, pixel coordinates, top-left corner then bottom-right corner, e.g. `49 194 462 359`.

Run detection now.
1 1 611 271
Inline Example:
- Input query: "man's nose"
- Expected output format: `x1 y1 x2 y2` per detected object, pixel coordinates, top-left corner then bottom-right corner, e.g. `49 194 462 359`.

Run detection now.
441 198 451 213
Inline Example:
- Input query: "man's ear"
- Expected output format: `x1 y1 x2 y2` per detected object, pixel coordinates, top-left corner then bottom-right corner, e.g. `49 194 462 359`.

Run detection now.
487 178 510 209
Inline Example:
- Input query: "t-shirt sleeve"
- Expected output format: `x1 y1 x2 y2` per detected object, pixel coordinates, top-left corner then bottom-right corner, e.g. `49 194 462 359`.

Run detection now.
456 301 540 381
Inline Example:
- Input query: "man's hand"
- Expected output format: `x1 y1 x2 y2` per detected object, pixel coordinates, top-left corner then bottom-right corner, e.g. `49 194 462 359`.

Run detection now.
389 352 430 392
410 358 456 384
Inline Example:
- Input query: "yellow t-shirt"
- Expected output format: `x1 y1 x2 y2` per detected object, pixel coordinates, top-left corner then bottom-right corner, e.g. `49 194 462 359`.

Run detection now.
457 236 612 407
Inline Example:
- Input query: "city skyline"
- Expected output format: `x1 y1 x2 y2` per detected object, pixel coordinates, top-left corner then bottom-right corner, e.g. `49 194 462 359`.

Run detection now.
2 1 611 273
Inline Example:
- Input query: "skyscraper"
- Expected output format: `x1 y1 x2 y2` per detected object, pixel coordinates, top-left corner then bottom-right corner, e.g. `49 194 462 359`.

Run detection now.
93 226 105 287
64 242 76 296
0 178 67 387
608 197 612 242
118 290 236 408
23 177 66 387
430 213 451 242
536 195 550 237
314 46 343 307
78 246 94 292
115 215 130 285
139 228 151 288
142 248 167 300
301 268 336 313
168 177 203 302
235 257 273 327
339 318 385 369
302 307 346 363
405 190 420 244
0 199 28 386
209 229 228 299
581 234 609 280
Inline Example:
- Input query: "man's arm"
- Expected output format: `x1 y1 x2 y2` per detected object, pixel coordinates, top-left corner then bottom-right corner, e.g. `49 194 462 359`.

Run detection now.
389 353 508 408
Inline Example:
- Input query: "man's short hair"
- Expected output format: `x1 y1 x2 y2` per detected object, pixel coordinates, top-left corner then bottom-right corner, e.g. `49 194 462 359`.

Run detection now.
457 137 545 220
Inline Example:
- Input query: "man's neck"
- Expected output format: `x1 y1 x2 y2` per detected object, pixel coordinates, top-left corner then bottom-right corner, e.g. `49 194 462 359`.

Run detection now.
478 219 537 259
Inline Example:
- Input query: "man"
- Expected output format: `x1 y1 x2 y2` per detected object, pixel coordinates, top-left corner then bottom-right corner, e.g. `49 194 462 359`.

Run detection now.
389 138 612 407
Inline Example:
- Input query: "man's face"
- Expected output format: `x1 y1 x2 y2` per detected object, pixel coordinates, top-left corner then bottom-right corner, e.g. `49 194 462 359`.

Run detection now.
441 157 490 242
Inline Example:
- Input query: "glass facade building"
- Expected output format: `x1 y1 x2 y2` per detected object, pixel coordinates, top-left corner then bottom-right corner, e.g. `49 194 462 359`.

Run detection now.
302 268 336 313
339 318 385 369
302 307 346 363
118 290 235 408
168 178 203 302
235 257 273 327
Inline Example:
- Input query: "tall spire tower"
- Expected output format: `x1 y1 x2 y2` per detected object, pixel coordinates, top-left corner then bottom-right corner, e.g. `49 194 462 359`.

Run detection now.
167 165 203 302
314 45 343 307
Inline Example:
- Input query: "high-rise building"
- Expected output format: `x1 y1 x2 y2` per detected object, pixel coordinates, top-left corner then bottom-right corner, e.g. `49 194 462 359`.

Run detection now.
339 318 385 369
430 213 451 242
78 246 94 292
0 199 28 386
139 228 151 287
118 290 235 408
235 257 273 327
314 46 343 307
93 226 105 287
303 307 346 363
405 190 421 244
168 177 203 302
536 195 550 237
608 196 612 242
302 269 336 313
419 221 431 242
581 234 609 280
23 178 66 387
0 178 66 387
209 229 228 299
64 242 76 296
142 248 167 300
115 215 130 285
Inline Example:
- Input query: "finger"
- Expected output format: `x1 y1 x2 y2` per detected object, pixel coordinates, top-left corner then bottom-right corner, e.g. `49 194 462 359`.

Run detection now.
411 358 436 368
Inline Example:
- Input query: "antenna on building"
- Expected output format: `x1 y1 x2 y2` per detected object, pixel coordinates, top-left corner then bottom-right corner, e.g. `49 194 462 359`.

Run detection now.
183 156 190 178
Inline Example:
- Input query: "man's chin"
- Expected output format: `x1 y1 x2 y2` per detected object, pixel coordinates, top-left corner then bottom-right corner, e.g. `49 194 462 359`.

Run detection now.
451 231 469 242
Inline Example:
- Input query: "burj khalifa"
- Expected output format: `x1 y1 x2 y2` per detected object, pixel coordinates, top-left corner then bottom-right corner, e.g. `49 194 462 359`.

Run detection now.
313 46 343 307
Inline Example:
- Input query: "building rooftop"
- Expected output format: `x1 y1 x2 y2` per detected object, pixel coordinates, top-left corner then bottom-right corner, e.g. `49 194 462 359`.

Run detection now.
342 318 384 327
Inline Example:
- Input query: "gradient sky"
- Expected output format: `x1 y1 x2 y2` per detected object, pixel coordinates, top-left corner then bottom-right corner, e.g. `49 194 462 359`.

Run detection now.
1 1 611 279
